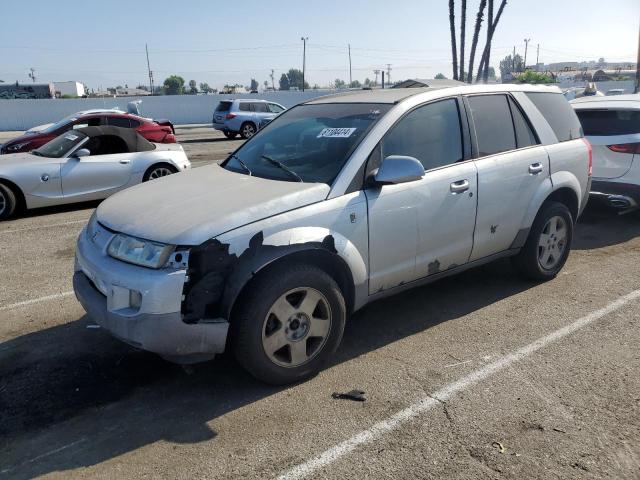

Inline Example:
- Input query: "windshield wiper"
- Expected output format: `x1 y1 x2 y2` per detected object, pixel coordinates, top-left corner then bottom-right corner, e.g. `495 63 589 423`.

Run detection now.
261 155 303 182
229 153 252 175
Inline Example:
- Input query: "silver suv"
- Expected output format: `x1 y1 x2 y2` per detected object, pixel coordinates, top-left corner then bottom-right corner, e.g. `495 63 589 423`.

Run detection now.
212 99 286 139
74 85 591 384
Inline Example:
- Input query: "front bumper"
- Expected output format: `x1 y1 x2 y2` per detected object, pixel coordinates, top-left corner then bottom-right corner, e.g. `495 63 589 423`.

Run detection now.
74 224 229 362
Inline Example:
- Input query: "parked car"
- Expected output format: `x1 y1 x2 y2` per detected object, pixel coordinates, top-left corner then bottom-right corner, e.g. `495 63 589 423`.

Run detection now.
0 126 189 220
0 110 176 155
212 99 286 139
571 95 640 210
606 89 626 96
74 85 590 384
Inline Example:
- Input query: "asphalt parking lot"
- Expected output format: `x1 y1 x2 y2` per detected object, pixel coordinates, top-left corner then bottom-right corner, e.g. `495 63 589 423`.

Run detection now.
1 126 639 479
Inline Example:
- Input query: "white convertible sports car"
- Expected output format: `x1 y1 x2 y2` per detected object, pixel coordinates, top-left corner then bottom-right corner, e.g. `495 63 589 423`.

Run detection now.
0 126 190 220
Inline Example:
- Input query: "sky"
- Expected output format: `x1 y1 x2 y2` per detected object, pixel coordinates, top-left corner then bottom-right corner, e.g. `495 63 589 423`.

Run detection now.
0 0 638 91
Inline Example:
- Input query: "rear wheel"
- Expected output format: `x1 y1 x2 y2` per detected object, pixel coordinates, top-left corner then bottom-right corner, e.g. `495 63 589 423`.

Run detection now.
512 201 573 280
240 122 256 139
232 263 346 385
223 131 238 139
143 164 177 182
0 183 17 221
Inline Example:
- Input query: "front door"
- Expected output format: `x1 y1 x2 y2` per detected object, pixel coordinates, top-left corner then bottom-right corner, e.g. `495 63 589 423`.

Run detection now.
366 98 477 294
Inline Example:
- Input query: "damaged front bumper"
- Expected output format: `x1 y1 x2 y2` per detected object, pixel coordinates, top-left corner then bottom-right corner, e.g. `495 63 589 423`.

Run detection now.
74 223 229 363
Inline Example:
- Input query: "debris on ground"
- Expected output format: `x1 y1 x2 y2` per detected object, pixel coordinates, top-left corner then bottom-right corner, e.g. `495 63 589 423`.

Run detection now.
86 324 101 329
492 441 506 453
331 390 366 402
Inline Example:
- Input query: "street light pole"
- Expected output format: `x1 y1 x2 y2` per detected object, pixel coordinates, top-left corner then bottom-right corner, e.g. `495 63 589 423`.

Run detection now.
301 36 308 92
523 38 531 70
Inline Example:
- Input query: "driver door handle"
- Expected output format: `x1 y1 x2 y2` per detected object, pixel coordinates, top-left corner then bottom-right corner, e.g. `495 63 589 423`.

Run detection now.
450 179 470 194
529 162 543 174
119 159 131 164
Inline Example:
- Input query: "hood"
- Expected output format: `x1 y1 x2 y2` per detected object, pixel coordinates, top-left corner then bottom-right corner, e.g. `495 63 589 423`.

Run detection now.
26 123 54 134
97 164 331 245
0 152 37 166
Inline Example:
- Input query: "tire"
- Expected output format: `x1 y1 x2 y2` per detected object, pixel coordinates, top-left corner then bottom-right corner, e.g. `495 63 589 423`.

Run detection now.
223 131 238 139
143 163 177 182
0 183 17 221
512 201 573 281
232 263 346 385
239 122 256 139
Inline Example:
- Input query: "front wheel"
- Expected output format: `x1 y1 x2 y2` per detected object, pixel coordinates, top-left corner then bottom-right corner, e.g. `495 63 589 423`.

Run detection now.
512 201 573 280
232 263 346 385
0 183 17 221
143 164 177 182
240 122 256 139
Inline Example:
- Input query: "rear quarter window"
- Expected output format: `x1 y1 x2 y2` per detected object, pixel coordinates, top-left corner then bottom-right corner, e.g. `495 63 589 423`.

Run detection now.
239 103 251 112
574 109 640 136
525 92 583 142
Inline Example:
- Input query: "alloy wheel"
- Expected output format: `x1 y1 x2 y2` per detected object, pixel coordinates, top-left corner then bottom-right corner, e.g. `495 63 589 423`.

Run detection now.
0 190 5 216
148 167 173 180
537 215 568 270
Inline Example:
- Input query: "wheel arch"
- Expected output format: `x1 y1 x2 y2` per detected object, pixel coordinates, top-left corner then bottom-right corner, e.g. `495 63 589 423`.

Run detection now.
142 161 178 180
0 177 26 212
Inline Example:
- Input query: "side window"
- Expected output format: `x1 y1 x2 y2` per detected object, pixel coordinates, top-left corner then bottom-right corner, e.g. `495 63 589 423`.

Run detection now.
268 103 284 113
129 119 141 128
381 99 463 171
467 95 516 156
72 116 102 130
508 97 538 148
525 92 583 142
253 102 269 113
239 103 251 112
107 117 132 128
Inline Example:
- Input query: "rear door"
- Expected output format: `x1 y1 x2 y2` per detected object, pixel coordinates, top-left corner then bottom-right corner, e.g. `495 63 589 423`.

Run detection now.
466 94 548 261
574 108 640 178
60 135 133 200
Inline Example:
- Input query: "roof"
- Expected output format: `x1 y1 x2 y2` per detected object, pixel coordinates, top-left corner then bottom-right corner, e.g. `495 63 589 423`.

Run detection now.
76 108 124 115
76 126 154 152
570 94 640 109
304 84 563 105
392 78 466 88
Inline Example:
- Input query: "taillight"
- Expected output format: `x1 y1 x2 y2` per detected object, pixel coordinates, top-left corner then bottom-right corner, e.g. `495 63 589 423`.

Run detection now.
606 143 640 155
226 113 236 120
582 137 593 176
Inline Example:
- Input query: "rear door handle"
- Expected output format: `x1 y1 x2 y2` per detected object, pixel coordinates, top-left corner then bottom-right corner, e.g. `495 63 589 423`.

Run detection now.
529 162 543 174
450 179 470 194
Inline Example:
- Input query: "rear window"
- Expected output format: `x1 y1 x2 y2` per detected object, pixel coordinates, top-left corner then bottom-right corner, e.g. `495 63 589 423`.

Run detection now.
215 101 232 112
107 117 132 128
574 109 640 136
526 92 583 142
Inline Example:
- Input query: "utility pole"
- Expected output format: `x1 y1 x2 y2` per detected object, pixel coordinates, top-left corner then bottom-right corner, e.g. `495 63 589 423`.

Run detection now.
373 69 380 86
512 46 516 72
145 44 154 95
386 64 392 85
523 38 531 70
301 36 308 92
381 71 385 89
348 44 352 86
635 20 640 93
270 69 275 91
536 43 540 71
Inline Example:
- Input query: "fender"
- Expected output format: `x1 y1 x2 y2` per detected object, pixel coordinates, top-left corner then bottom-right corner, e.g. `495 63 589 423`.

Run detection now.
519 176 554 231
181 227 368 323
549 170 583 213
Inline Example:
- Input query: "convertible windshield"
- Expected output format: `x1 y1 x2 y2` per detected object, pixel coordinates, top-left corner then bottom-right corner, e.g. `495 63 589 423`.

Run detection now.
223 103 391 184
40 115 77 134
33 131 86 158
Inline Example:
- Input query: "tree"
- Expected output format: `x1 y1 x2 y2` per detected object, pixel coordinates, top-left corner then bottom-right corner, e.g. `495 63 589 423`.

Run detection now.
286 68 309 90
364 77 372 86
279 73 290 91
263 80 269 90
349 79 362 88
466 0 487 83
499 53 524 80
459 0 466 80
476 0 507 83
514 70 554 84
448 0 458 80
199 82 212 94
250 78 259 91
163 75 185 95
435 73 447 79
188 79 198 94
334 78 346 88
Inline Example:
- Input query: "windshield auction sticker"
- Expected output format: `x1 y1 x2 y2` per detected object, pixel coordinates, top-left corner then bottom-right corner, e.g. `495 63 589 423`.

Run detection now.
317 127 357 138
64 134 79 141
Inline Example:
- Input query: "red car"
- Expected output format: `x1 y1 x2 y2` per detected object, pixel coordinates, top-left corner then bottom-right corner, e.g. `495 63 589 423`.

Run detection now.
0 110 176 154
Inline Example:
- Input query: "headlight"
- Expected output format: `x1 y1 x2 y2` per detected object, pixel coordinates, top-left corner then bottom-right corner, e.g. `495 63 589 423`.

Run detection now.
107 233 174 269
6 142 31 151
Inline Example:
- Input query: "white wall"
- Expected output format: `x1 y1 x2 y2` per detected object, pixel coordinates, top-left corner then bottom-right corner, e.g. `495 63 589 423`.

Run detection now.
0 90 342 131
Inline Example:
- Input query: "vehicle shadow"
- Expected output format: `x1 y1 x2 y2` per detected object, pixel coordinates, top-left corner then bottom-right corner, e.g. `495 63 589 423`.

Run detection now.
7 200 100 222
0 259 534 478
574 203 640 250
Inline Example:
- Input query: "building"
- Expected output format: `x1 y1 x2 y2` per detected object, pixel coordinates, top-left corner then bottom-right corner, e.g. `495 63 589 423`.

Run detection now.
0 82 55 99
53 81 87 97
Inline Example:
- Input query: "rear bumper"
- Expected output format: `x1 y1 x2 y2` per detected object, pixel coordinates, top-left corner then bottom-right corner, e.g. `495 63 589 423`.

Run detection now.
590 179 640 209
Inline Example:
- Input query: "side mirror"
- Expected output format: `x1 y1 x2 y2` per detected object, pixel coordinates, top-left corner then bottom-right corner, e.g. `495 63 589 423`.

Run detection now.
374 155 424 185
74 148 90 158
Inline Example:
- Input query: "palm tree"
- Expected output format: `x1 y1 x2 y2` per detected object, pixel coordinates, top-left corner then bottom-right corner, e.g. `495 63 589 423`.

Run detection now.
466 0 487 83
449 0 458 80
482 0 494 82
476 0 508 82
459 0 466 80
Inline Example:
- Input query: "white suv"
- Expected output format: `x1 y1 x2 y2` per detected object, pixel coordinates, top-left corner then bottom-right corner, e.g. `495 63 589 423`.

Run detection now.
571 95 640 210
74 84 591 384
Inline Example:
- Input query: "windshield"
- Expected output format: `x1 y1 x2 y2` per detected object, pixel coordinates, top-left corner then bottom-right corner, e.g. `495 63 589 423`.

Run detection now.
223 103 390 184
33 131 86 158
40 114 77 134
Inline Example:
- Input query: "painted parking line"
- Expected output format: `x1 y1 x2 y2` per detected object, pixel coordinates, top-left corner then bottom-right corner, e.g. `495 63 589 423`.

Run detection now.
277 288 640 480
0 291 75 312
0 219 87 235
